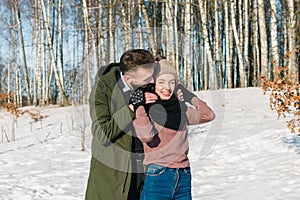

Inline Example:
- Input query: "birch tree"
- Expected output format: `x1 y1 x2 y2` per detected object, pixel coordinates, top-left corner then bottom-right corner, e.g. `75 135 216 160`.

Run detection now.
214 0 222 88
287 0 297 81
230 0 246 87
97 0 105 67
184 0 192 89
257 0 268 81
270 0 280 77
224 0 233 88
165 0 174 61
40 0 69 106
173 0 179 72
141 0 156 51
252 0 260 86
82 0 92 103
32 0 42 106
14 1 31 105
198 0 215 90
244 0 250 85
121 1 132 51
108 0 115 62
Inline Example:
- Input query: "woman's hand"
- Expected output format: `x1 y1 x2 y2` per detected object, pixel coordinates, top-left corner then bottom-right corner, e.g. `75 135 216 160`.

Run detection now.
144 92 158 104
176 89 184 101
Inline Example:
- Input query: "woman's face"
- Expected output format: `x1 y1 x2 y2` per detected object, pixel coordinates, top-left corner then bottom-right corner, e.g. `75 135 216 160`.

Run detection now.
155 74 176 100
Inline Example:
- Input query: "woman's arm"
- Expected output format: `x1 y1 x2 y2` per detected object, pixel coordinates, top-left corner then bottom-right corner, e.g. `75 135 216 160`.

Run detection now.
133 106 156 143
187 97 216 125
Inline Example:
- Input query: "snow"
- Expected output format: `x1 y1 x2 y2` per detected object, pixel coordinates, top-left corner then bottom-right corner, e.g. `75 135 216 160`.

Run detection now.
1 87 300 199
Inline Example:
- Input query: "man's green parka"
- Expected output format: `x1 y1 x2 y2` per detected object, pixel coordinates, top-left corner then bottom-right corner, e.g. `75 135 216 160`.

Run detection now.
85 65 137 200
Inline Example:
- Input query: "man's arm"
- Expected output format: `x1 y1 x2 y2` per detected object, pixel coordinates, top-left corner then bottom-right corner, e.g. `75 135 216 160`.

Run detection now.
89 80 135 146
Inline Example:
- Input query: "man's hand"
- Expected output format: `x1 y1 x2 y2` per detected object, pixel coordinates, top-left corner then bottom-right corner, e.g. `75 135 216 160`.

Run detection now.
129 88 145 112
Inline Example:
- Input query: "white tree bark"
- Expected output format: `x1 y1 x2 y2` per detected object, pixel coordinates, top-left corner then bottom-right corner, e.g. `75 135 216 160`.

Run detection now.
244 0 249 85
257 0 268 79
121 1 131 51
174 1 179 73
270 0 280 76
82 0 92 103
32 0 42 106
7 30 11 101
141 0 156 51
40 0 69 106
224 0 232 88
252 0 260 86
184 0 192 89
287 0 297 81
198 0 215 90
214 0 222 88
14 1 31 105
137 0 143 49
108 0 115 62
97 0 105 67
165 0 175 65
230 0 246 87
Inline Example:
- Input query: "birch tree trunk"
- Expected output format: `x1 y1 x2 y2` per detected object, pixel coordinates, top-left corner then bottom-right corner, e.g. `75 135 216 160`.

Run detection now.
7 30 11 101
270 0 280 78
121 1 131 51
40 0 69 106
287 0 297 81
58 0 66 100
224 0 233 88
244 0 250 86
14 1 31 105
108 0 115 62
165 0 175 64
33 17 40 106
41 31 46 106
141 0 156 51
214 0 222 88
230 0 246 87
137 0 143 49
174 0 179 72
257 0 268 81
13 21 20 106
252 0 260 86
44 0 52 105
32 0 42 106
198 0 215 90
97 0 105 67
184 0 192 89
82 0 92 103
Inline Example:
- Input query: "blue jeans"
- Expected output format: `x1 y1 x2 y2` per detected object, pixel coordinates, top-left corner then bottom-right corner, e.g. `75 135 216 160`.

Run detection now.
140 164 192 200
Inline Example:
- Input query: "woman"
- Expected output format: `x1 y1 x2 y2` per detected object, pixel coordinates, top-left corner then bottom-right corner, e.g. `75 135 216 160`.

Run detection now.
130 59 215 200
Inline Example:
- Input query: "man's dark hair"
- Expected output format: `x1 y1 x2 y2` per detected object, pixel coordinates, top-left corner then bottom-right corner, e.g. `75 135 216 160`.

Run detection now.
119 49 155 73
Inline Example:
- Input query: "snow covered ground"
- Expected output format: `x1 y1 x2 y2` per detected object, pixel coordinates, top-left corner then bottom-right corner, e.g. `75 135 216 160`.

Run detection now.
0 87 299 200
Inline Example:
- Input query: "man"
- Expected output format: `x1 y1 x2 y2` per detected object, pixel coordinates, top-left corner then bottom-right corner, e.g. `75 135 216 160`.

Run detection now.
85 49 157 200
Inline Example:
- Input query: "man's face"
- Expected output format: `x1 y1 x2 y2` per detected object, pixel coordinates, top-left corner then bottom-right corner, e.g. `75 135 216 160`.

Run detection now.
124 67 155 90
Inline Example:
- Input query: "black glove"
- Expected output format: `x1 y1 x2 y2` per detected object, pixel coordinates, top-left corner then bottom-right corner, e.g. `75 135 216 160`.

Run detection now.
143 83 156 93
176 84 196 103
129 87 145 112
129 83 157 112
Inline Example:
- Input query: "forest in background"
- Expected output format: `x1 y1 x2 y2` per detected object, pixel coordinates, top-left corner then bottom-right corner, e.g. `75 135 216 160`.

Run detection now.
0 0 299 107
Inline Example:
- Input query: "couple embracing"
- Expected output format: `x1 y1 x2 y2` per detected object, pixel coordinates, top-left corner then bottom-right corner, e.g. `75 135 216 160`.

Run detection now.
85 49 215 200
